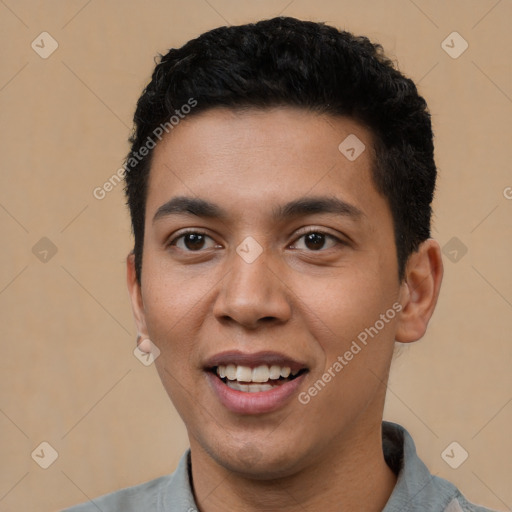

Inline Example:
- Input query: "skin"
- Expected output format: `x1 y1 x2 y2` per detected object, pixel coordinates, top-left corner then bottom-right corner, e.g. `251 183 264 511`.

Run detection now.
127 107 443 511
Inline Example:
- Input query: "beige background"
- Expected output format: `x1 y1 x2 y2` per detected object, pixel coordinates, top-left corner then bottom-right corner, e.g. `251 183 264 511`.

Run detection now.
0 0 511 510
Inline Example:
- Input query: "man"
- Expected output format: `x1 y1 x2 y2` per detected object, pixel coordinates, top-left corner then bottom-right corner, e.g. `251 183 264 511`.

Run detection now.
64 16 496 512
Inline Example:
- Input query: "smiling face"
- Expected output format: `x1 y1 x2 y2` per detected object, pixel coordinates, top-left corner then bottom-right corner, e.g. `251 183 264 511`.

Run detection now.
127 107 416 479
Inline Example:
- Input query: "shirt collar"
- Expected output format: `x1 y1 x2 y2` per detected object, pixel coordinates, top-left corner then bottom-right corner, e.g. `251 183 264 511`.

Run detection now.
382 421 465 511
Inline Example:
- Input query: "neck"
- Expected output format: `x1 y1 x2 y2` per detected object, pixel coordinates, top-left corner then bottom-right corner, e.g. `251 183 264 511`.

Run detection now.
190 419 397 512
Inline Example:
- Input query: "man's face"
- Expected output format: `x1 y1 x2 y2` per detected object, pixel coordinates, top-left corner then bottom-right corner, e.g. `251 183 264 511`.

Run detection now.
131 107 407 477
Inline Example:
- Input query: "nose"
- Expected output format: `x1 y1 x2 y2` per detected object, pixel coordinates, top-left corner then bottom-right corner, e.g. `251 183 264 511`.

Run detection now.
213 249 292 329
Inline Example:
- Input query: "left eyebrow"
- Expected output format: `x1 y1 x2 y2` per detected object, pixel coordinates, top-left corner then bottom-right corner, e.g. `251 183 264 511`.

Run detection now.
272 196 364 222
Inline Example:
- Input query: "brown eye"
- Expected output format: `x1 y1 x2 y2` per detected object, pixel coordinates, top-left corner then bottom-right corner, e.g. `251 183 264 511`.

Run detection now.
171 231 218 251
304 233 326 250
292 231 340 251
183 233 206 250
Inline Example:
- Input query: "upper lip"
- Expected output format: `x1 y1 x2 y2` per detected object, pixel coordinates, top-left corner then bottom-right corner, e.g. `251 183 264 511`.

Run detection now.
204 350 308 373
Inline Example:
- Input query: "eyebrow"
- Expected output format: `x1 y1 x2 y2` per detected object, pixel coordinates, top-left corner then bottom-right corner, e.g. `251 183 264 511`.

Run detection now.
153 196 225 223
152 195 364 224
274 196 363 220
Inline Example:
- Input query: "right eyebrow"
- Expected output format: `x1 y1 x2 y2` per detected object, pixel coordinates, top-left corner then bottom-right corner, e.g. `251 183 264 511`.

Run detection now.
152 196 227 224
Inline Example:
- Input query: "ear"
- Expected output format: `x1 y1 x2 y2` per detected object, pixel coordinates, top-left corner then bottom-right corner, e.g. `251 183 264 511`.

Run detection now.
126 251 149 339
395 239 444 343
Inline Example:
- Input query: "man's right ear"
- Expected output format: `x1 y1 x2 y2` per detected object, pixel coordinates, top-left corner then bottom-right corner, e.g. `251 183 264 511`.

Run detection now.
126 252 149 339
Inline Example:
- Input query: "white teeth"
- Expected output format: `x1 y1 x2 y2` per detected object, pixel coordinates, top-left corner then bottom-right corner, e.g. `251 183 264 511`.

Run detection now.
216 364 301 383
226 381 274 392
236 365 252 382
269 365 281 379
280 367 291 378
225 364 236 380
252 365 270 382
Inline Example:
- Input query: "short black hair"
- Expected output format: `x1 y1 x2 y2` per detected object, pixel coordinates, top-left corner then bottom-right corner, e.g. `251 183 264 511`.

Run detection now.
124 16 436 284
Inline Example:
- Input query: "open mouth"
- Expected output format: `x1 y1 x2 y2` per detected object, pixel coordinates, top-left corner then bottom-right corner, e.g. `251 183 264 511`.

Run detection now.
209 364 308 393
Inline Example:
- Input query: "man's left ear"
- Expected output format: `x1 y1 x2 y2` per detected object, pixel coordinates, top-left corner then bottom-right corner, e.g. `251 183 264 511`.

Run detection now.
395 239 444 343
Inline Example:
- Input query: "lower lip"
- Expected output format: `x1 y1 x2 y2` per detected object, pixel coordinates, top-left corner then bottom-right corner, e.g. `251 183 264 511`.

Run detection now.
206 372 307 415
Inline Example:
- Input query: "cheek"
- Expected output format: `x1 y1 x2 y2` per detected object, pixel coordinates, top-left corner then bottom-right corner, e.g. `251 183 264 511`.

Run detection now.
293 265 397 338
293 268 400 409
141 275 209 417
140 263 207 366
296 279 398 429
141 247 218 326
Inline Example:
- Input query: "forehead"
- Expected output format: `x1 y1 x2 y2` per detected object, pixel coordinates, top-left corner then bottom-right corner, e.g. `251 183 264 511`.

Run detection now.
145 107 386 223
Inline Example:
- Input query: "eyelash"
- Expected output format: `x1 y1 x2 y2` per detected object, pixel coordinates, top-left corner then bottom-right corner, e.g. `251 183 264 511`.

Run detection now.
168 228 345 252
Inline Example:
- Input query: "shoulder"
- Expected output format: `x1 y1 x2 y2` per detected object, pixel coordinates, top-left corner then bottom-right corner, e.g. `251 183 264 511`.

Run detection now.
382 422 500 512
451 493 501 512
61 474 173 512
61 450 196 512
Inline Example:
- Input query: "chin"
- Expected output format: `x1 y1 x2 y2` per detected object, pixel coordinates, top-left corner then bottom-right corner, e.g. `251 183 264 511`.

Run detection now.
207 439 309 480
